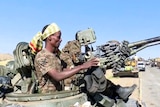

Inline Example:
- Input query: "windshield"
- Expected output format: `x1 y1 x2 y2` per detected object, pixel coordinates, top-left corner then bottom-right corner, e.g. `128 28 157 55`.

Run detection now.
138 63 144 65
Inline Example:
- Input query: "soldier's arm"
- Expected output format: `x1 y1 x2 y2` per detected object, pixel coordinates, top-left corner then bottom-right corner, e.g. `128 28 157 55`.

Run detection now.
47 58 99 81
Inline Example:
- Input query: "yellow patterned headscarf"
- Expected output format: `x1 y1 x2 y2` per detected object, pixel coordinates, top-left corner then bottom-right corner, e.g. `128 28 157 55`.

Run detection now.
29 23 60 55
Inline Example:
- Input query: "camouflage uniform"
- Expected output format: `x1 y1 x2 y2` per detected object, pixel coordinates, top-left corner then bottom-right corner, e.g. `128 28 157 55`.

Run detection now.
60 40 81 89
60 40 81 67
34 48 63 93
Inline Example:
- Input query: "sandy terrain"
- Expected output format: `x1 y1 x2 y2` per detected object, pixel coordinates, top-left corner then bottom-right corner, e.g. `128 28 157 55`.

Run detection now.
0 53 13 65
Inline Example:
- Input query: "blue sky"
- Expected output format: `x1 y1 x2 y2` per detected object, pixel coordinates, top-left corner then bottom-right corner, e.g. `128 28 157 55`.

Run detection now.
0 0 160 59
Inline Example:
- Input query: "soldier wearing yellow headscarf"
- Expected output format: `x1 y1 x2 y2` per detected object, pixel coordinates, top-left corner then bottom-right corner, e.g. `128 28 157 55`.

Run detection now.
29 23 61 55
33 22 99 93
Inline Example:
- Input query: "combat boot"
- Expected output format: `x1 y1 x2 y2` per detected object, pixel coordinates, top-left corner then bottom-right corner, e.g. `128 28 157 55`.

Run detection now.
116 84 137 100
101 79 137 101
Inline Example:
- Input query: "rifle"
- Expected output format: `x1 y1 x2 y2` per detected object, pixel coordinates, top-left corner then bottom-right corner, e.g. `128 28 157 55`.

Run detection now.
76 28 160 72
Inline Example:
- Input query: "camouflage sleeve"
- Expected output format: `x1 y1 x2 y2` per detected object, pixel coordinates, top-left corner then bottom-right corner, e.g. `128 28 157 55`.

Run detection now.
36 54 60 75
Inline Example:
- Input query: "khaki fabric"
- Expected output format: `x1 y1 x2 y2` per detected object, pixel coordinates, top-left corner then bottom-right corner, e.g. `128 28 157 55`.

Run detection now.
34 48 62 93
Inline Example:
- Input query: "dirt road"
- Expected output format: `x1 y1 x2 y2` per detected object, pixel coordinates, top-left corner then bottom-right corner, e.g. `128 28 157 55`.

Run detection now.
140 66 160 107
106 67 160 107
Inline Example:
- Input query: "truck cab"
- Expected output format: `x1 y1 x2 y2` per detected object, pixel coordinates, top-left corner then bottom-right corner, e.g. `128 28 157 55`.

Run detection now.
137 61 146 71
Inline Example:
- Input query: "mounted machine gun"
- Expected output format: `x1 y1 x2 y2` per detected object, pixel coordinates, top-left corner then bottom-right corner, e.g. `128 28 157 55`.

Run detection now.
76 28 160 74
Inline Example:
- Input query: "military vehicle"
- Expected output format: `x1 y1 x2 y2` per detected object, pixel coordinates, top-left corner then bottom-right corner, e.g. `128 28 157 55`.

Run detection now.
1 28 160 107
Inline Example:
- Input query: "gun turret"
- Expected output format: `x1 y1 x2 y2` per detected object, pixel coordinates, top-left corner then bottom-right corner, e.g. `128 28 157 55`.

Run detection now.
76 28 160 72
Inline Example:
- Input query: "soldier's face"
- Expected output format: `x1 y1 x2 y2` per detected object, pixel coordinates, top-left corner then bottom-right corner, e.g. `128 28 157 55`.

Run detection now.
50 31 62 48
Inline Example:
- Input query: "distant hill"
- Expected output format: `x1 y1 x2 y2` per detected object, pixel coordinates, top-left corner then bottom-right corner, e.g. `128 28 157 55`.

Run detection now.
0 53 14 61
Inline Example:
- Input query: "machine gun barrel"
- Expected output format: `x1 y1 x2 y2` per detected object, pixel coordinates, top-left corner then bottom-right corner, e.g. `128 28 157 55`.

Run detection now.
128 36 160 48
128 36 160 55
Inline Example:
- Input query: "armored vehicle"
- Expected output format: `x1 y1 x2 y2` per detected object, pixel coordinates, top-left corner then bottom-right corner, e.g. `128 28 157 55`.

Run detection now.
0 29 132 107
2 28 159 107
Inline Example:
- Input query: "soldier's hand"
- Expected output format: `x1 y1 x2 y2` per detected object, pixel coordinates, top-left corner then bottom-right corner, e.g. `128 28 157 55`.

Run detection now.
81 57 99 69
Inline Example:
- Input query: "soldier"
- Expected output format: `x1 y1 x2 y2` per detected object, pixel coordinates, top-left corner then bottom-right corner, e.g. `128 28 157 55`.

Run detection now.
33 23 99 93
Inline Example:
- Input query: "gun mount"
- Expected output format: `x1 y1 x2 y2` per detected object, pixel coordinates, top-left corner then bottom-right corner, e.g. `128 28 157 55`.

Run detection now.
76 28 160 73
